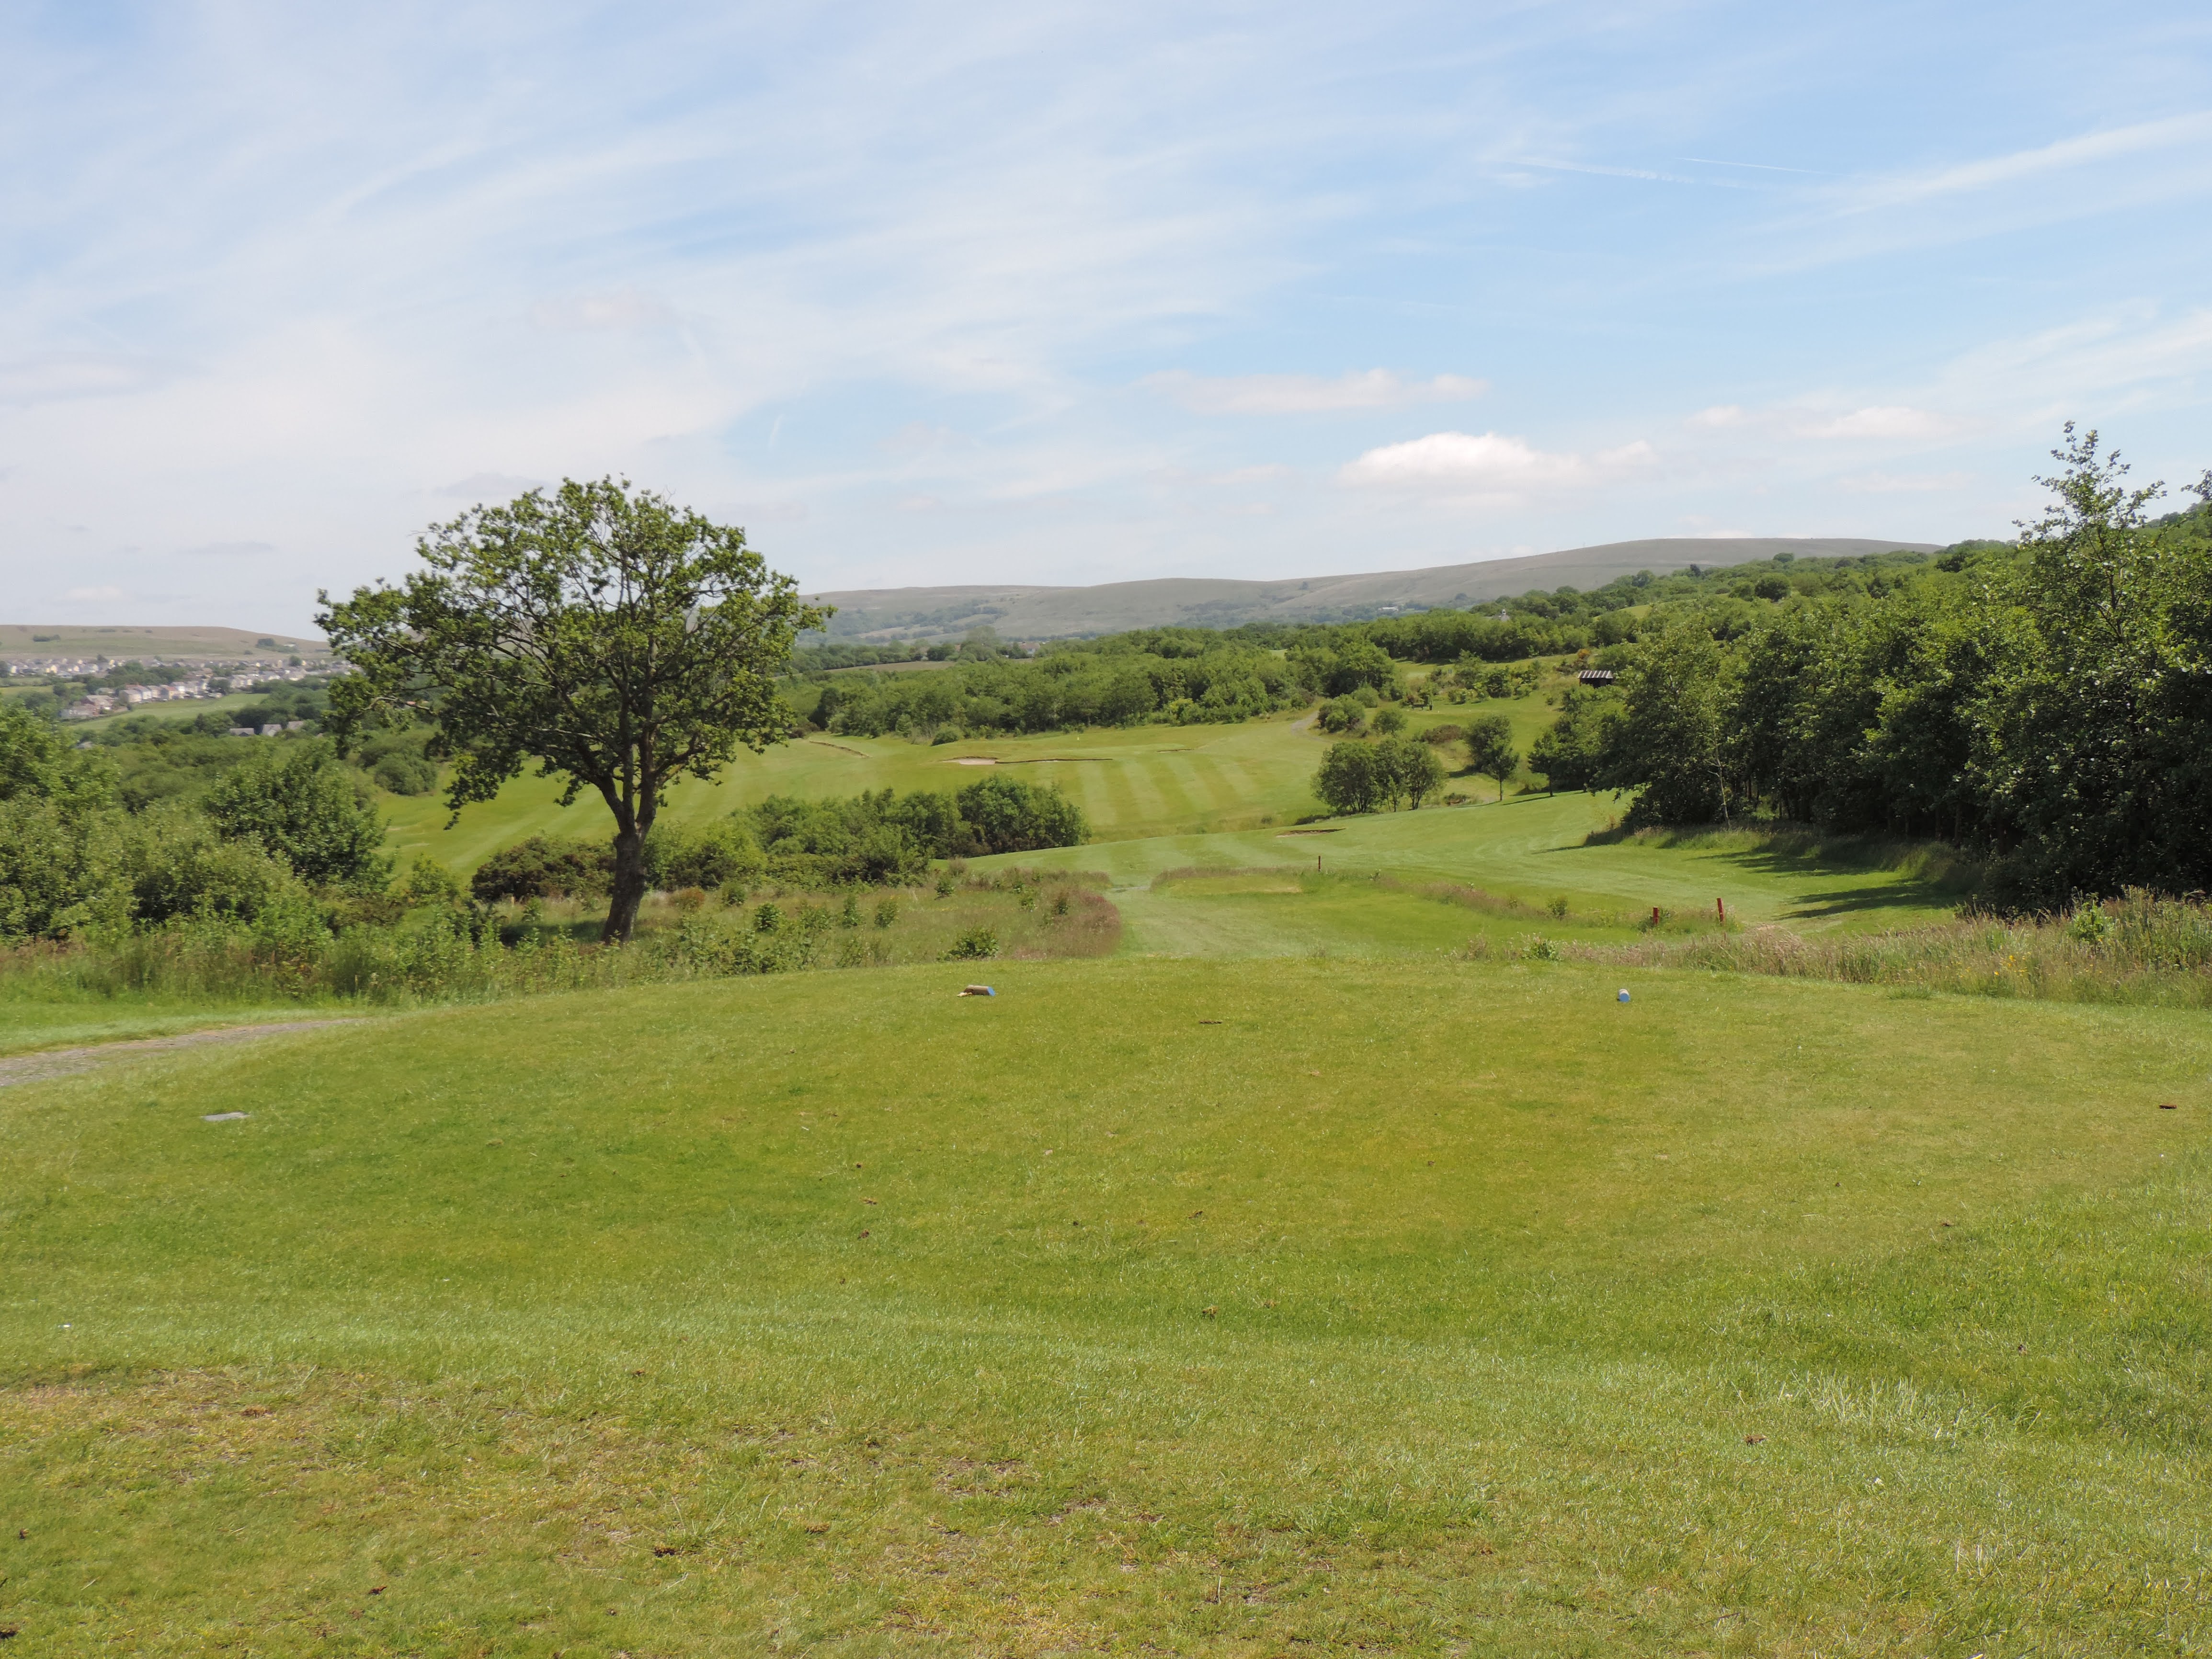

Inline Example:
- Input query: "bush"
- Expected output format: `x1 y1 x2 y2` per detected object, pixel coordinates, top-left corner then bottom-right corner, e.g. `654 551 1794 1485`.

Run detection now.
371 751 438 795
470 836 616 903
644 820 764 890
952 775 1087 853
1316 696 1368 735
1370 705 1407 736
107 802 320 931
204 742 390 891
944 925 999 960
0 797 126 939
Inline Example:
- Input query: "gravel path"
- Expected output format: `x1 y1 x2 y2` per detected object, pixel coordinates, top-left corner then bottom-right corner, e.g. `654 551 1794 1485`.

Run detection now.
0 1021 356 1088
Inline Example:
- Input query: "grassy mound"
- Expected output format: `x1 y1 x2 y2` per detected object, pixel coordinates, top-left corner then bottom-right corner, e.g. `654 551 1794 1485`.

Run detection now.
5 957 2208 1654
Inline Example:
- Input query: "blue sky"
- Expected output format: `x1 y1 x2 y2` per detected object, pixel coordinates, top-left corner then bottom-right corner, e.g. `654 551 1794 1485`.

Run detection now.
4 1 2210 632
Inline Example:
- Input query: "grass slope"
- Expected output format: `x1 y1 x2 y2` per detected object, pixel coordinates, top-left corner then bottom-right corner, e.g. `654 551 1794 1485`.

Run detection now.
380 716 1342 872
0 625 326 661
4 958 2208 1656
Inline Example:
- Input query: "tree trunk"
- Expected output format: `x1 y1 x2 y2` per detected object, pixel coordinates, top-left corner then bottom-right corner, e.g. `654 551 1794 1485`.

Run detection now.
605 825 648 943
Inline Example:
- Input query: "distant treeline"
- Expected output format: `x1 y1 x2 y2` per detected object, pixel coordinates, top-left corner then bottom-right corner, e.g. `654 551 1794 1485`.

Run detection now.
1537 433 2212 904
783 548 1946 739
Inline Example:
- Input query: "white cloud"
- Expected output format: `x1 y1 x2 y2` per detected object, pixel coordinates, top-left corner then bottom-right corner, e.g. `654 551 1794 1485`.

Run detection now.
62 585 126 602
1688 405 1747 430
1148 369 1485 415
1340 431 1654 493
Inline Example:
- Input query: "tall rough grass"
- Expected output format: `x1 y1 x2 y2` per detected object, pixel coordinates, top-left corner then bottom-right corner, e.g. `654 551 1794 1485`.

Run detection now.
0 872 1119 1011
1576 888 2212 1008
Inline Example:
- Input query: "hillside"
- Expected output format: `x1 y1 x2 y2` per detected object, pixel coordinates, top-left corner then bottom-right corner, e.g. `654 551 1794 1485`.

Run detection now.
804 534 1938 640
0 625 330 663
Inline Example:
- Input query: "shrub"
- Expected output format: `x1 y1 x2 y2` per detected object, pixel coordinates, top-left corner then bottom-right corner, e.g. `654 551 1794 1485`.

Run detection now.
399 856 466 909
106 801 320 932
1316 696 1368 735
953 775 1088 853
370 751 438 795
944 925 999 960
645 820 764 890
470 836 616 903
205 742 390 891
0 797 126 939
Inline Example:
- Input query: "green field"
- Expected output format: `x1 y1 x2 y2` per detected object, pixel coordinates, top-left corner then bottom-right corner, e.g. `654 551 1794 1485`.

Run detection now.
385 697 1955 944
4 959 2208 1655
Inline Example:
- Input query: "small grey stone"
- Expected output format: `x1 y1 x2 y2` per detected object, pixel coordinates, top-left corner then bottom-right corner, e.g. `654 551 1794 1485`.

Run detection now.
202 1112 250 1123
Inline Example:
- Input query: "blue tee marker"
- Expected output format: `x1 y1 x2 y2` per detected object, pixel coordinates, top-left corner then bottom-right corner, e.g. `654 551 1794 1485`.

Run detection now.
1617 989 1631 1003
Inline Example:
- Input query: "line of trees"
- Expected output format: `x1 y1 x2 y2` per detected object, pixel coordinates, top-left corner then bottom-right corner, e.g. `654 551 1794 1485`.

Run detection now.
1539 429 2212 904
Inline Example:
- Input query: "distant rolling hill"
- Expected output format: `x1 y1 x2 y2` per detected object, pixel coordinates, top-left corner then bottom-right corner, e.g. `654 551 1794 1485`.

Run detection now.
0 625 330 662
806 535 1940 641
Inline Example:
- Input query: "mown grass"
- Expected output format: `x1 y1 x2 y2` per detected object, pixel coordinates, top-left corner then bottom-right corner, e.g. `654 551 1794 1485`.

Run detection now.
994 791 1963 955
4 957 2209 1655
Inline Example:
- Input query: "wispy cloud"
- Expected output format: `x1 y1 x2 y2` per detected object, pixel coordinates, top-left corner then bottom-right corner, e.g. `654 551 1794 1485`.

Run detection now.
1146 370 1485 414
1516 158 1740 188
1830 113 2212 216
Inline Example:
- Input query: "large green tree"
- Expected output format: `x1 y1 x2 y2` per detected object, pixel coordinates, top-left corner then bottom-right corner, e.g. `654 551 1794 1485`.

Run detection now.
1966 428 2212 899
320 479 826 942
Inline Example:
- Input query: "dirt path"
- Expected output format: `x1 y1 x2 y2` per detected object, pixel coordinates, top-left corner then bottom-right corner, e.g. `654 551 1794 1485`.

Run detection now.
0 1021 356 1089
